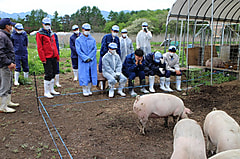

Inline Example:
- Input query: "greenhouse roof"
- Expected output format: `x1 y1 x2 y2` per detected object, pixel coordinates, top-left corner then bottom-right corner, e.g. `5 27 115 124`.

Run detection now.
167 0 240 23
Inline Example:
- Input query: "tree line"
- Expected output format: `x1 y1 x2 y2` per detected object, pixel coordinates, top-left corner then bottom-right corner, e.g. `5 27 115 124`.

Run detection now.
6 6 179 35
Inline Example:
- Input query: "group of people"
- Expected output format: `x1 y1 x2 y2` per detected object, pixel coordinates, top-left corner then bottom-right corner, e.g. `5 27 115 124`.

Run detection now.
70 21 182 98
0 17 182 113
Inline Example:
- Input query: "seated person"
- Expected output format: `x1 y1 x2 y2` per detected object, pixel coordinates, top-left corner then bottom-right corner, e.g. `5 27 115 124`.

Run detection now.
163 46 182 92
102 43 127 98
144 51 167 92
122 48 149 97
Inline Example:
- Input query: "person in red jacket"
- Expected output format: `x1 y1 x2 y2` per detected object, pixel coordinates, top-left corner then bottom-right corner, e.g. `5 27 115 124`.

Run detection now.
36 17 60 98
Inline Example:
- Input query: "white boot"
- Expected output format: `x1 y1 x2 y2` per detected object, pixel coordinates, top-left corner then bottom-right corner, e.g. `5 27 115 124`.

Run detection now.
50 79 60 95
176 76 182 91
140 87 149 94
87 83 92 95
83 86 89 96
148 76 155 93
55 74 62 87
130 89 137 97
44 80 54 98
14 71 20 86
165 78 173 92
108 84 115 98
23 72 29 79
117 83 126 96
73 69 78 81
7 94 19 107
0 96 16 113
160 77 168 91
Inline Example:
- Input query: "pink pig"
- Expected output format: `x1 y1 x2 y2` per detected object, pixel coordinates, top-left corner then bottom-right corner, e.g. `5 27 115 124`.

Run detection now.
133 93 192 134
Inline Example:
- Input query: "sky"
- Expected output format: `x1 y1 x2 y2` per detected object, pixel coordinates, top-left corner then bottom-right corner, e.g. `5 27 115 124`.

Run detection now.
0 0 176 16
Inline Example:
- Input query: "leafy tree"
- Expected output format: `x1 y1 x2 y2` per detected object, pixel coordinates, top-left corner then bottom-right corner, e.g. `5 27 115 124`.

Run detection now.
52 11 61 31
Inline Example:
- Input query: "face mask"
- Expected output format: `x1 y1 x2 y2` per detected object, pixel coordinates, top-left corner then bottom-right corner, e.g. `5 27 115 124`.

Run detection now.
122 34 127 38
110 50 116 54
112 32 118 37
7 25 13 33
44 25 51 30
17 30 24 34
142 27 147 31
84 31 90 36
170 52 174 56
74 30 79 34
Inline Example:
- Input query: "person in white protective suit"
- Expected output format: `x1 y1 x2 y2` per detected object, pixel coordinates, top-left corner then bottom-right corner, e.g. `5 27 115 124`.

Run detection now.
163 46 182 92
102 43 127 98
119 29 134 63
136 22 152 56
75 23 98 97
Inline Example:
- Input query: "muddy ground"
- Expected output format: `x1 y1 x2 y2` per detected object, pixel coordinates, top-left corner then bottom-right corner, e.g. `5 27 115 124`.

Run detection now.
0 72 240 159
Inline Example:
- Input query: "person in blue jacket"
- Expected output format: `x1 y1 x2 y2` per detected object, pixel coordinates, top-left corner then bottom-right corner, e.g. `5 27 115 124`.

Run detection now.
11 23 29 86
75 23 97 97
144 51 167 92
70 25 80 81
122 48 149 97
99 25 121 73
54 33 61 87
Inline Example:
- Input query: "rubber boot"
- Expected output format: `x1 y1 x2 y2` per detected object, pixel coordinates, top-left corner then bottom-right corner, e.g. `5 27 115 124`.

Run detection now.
128 79 137 97
117 83 126 96
14 71 20 86
55 74 62 87
44 80 54 98
176 76 182 91
23 72 29 79
50 79 60 95
108 84 115 98
160 77 168 91
87 83 92 95
83 86 89 96
0 96 16 113
73 69 78 81
148 76 155 93
140 79 149 94
7 94 19 107
165 77 173 92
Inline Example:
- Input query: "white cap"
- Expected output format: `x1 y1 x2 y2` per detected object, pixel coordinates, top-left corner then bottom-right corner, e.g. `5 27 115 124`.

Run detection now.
112 25 119 32
82 23 91 30
15 23 24 30
142 22 148 26
72 25 79 30
42 17 51 25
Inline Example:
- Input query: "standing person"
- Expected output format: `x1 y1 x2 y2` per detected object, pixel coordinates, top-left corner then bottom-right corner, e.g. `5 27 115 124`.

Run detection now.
119 29 134 63
54 33 61 87
70 25 80 81
0 18 19 113
144 51 167 92
11 23 29 86
36 17 60 98
136 22 152 56
75 23 97 97
102 43 127 98
163 46 182 92
122 48 149 97
99 25 121 73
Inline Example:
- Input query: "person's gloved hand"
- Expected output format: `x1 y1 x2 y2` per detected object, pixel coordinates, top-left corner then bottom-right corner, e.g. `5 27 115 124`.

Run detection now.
159 68 165 74
160 58 164 64
85 58 92 63
169 68 175 72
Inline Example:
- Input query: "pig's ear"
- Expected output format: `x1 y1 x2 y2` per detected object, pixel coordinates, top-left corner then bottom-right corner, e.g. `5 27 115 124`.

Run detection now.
136 95 140 102
185 108 193 114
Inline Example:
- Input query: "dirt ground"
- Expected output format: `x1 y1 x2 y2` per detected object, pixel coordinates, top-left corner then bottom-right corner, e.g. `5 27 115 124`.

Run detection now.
0 72 240 159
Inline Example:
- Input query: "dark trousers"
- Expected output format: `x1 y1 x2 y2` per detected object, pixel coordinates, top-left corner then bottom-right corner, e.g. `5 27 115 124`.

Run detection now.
71 58 78 69
15 54 29 72
43 58 57 81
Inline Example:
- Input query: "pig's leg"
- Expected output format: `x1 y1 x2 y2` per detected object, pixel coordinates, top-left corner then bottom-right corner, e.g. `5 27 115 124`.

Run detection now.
139 117 148 135
206 135 215 156
164 117 169 127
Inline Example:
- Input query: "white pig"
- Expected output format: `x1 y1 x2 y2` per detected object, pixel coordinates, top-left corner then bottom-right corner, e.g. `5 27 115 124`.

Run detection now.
133 93 192 134
171 119 207 159
208 149 240 159
203 109 240 155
